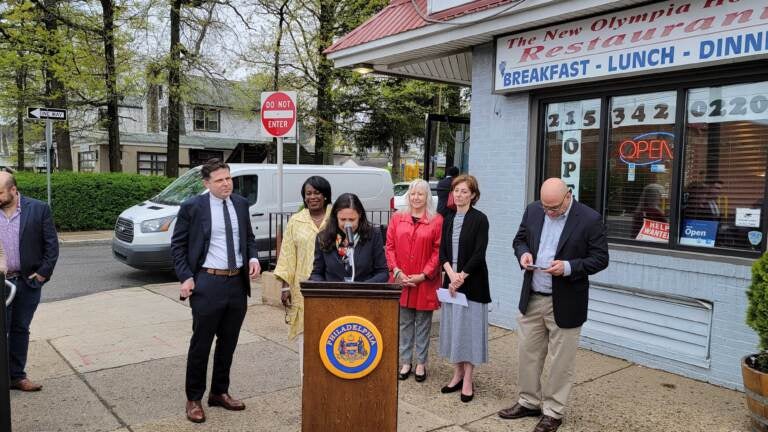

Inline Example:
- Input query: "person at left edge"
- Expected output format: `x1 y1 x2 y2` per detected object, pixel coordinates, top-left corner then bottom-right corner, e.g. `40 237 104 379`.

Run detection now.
171 159 260 424
0 171 59 393
310 193 389 283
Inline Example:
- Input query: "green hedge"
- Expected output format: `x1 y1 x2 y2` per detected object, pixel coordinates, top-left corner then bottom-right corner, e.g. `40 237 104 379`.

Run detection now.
15 172 174 231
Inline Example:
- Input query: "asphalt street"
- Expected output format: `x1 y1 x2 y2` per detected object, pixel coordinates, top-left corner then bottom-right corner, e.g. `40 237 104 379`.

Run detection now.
41 242 177 302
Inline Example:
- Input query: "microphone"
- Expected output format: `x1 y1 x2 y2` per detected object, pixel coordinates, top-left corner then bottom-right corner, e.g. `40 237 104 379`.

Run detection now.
344 222 355 248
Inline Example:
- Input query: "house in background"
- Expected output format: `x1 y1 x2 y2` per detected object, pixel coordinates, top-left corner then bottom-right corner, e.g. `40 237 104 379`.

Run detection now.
69 77 313 175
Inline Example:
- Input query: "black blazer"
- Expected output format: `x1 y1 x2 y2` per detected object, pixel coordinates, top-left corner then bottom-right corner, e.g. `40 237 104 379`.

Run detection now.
19 196 59 281
310 229 389 283
513 199 609 328
171 193 258 296
439 207 490 303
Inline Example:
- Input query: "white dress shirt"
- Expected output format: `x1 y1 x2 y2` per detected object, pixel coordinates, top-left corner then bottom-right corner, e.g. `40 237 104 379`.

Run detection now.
532 198 573 294
203 194 243 269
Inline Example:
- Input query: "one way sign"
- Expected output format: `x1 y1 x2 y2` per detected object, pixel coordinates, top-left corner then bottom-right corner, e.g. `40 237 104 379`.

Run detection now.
28 107 67 121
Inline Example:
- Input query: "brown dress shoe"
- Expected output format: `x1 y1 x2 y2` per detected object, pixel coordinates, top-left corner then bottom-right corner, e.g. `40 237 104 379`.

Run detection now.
10 378 42 392
186 400 206 423
208 393 246 411
498 403 542 419
533 415 563 432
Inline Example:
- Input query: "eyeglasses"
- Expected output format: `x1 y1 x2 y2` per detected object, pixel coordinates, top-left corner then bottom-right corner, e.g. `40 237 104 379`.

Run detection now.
541 190 571 212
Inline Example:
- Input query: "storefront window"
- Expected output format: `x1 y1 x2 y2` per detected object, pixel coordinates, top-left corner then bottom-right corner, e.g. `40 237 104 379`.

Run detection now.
680 82 768 252
543 99 601 210
605 91 676 243
539 78 768 256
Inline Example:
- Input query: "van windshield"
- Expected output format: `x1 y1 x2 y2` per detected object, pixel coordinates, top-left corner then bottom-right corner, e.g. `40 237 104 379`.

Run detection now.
150 167 205 205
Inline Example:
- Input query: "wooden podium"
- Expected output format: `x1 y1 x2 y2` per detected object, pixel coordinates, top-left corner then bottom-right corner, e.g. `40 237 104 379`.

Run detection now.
300 281 401 432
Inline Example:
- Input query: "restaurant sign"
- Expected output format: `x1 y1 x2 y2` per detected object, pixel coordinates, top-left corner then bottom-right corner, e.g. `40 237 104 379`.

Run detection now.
495 0 768 92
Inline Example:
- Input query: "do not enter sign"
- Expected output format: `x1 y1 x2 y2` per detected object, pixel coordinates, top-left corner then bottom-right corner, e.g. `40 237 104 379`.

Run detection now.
261 91 297 138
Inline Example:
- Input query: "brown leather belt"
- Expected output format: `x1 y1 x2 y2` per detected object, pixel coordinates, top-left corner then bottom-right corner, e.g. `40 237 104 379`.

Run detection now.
204 268 240 277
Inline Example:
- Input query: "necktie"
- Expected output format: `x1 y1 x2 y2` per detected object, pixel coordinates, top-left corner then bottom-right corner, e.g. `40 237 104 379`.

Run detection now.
222 199 236 270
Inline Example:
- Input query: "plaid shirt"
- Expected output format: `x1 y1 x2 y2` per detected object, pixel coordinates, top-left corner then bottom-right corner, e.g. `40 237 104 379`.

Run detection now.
0 194 21 273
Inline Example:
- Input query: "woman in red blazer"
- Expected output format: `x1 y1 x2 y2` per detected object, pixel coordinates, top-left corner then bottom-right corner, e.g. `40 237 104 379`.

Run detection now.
386 179 443 383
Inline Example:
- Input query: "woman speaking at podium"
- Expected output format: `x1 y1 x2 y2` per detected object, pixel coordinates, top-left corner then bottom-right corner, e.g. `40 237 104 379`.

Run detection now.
310 193 389 283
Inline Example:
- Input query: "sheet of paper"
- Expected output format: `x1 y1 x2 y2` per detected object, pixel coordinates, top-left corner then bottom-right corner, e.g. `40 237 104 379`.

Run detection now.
437 288 469 307
736 208 761 228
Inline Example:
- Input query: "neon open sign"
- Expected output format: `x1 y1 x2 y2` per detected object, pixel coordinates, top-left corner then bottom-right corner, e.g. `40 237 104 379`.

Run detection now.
619 131 674 166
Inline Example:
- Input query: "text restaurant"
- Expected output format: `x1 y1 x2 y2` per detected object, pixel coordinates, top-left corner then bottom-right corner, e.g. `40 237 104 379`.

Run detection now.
327 0 768 389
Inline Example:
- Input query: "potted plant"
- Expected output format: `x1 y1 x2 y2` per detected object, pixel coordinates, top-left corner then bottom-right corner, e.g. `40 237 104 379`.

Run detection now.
744 251 768 431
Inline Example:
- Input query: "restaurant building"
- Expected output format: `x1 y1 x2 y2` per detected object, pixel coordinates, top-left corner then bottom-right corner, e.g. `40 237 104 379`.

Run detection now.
327 0 768 389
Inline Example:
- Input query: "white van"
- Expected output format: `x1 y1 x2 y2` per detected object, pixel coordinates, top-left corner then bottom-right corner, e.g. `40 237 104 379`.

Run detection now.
112 164 393 271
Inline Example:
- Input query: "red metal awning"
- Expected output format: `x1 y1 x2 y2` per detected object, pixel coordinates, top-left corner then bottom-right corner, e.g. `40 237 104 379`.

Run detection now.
325 0 516 54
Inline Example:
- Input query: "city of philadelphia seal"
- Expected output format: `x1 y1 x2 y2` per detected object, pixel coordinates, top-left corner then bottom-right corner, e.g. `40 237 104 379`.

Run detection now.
319 315 383 379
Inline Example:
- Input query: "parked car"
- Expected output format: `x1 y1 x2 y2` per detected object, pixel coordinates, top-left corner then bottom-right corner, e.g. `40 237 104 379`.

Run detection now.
391 180 439 211
112 164 394 271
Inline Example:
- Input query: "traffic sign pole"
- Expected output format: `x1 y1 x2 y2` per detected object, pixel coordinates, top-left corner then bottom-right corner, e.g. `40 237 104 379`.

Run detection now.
277 137 283 213
27 106 64 209
45 119 52 206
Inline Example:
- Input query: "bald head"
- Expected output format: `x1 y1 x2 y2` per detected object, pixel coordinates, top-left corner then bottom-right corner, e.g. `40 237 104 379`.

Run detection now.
541 178 568 200
0 171 17 211
0 171 15 191
540 178 571 215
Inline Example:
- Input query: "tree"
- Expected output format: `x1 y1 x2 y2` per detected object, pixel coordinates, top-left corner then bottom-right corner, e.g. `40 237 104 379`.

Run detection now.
40 0 73 170
263 0 387 163
166 0 182 177
0 1 47 170
337 77 437 180
101 0 121 171
165 0 229 176
5 0 144 173
14 59 27 170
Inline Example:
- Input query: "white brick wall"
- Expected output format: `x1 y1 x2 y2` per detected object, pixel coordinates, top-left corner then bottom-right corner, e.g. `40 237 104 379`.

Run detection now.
469 42 757 390
469 43 530 330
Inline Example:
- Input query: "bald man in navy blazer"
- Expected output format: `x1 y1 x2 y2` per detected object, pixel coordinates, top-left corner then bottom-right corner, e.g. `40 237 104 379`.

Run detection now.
499 178 608 432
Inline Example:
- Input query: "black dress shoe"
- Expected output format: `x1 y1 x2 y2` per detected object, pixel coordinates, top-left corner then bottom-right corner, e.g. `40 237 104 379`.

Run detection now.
440 379 463 393
398 366 412 380
533 415 563 432
460 391 473 403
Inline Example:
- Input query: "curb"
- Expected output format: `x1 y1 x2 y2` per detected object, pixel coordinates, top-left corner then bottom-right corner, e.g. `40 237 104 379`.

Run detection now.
59 238 113 246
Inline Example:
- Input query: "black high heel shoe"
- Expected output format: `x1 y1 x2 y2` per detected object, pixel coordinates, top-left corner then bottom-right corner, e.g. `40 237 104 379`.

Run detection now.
414 371 427 382
398 365 412 380
414 366 427 382
440 379 463 393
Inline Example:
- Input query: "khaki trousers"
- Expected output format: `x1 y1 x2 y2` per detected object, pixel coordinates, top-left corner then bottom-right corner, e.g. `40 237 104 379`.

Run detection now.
516 294 582 419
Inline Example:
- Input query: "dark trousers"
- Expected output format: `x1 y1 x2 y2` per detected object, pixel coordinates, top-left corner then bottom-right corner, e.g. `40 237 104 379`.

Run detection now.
185 271 247 401
5 276 42 381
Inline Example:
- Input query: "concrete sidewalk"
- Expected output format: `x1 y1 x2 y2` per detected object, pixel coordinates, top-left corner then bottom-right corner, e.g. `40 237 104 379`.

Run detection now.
10 281 750 432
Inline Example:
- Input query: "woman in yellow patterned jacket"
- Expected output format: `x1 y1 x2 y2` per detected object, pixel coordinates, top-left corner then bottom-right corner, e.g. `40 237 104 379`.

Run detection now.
274 176 332 368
